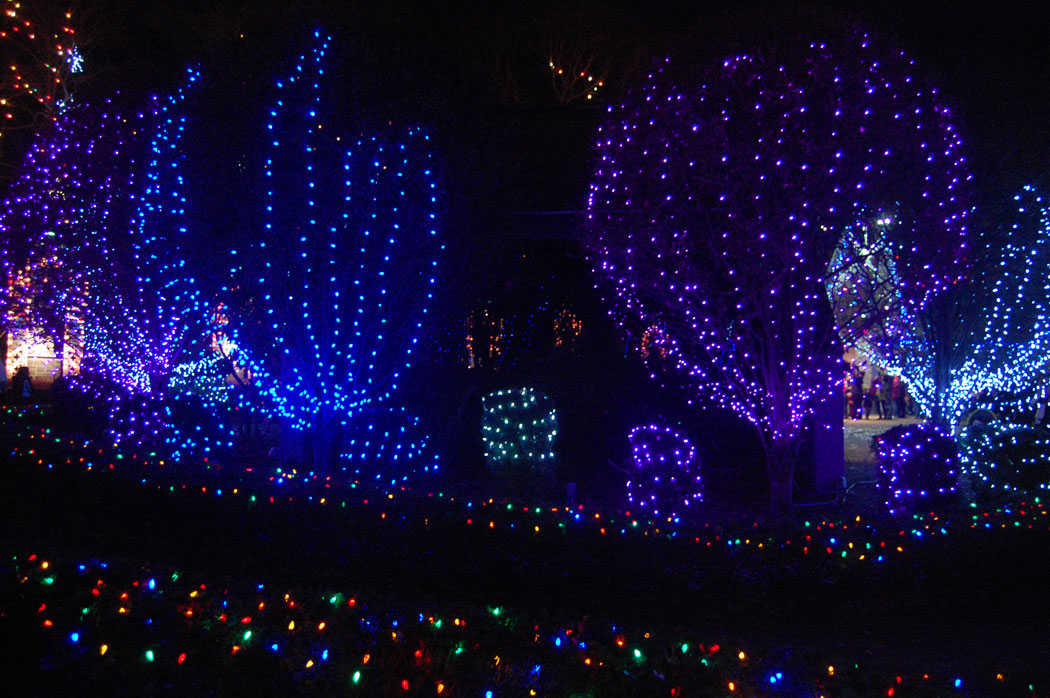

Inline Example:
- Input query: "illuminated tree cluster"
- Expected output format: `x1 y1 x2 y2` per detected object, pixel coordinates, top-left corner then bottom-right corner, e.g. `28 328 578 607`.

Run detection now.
0 66 236 458
2 29 444 476
228 31 443 475
584 32 973 508
625 423 701 521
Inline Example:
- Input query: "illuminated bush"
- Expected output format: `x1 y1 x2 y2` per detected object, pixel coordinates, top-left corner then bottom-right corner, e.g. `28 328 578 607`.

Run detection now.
481 387 557 471
168 355 234 405
872 423 958 514
960 423 1050 496
626 424 702 521
72 370 233 461
339 407 439 487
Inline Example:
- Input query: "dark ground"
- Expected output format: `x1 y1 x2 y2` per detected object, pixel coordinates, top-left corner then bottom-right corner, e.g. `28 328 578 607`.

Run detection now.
1 409 1048 696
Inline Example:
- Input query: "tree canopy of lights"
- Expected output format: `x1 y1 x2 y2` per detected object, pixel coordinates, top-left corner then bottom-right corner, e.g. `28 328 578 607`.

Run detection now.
80 67 208 395
0 0 82 129
481 387 557 471
845 186 1050 429
0 98 132 382
626 423 701 521
583 31 973 509
228 30 443 475
72 68 234 457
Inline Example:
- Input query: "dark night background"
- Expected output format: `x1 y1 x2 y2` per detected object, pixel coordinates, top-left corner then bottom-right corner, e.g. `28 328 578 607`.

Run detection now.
7 0 1050 203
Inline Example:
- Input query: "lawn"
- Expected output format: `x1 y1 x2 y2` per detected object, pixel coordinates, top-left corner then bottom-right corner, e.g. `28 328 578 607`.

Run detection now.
2 404 1048 697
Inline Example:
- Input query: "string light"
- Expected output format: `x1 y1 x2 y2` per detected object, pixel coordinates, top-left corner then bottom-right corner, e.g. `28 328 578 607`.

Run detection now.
0 0 80 123
465 307 506 370
625 423 701 521
2 548 1039 698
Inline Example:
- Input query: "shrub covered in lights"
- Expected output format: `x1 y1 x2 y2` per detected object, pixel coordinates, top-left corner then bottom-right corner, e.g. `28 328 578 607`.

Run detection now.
872 423 958 514
959 423 1050 497
626 424 702 521
72 373 233 462
168 355 235 404
340 407 439 487
481 387 557 472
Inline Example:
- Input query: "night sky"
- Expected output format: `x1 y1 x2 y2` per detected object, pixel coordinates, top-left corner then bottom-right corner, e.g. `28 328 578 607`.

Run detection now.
9 0 1049 207
2 0 1048 317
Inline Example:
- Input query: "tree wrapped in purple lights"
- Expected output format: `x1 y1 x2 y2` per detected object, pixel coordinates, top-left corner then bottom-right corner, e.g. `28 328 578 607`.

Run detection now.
228 31 443 475
584 32 973 509
0 98 133 383
626 423 701 521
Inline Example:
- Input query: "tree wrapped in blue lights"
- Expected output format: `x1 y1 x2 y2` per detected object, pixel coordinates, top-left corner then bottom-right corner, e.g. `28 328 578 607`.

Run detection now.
229 31 442 475
584 32 973 509
850 186 1050 428
626 423 701 521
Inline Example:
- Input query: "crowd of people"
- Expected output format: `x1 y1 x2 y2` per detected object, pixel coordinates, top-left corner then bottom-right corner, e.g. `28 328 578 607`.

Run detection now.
844 364 916 421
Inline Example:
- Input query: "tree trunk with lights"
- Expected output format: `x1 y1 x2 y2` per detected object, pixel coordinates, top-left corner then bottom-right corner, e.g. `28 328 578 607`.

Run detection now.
583 31 970 516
